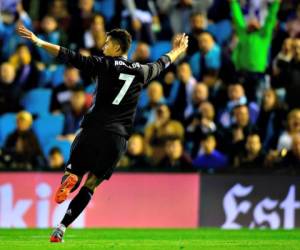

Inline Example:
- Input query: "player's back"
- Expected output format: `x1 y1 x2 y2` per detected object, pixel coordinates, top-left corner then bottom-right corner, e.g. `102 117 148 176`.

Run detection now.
81 57 145 138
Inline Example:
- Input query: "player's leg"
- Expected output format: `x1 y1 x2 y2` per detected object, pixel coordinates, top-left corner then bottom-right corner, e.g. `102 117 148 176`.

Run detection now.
54 171 83 204
50 173 102 243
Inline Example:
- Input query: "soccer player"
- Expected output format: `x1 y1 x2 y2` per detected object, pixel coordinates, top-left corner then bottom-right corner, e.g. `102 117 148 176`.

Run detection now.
17 25 188 242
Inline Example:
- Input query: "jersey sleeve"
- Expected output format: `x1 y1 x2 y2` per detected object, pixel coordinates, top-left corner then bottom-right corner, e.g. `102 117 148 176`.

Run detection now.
56 47 107 76
141 55 171 84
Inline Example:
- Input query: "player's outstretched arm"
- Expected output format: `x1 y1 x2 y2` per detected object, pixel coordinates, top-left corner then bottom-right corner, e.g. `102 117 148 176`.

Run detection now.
165 33 189 63
16 25 60 57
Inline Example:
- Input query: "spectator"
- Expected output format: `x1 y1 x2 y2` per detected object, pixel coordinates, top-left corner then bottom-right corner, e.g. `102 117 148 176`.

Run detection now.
218 83 259 128
189 31 235 83
69 0 96 48
256 89 286 151
193 134 228 172
169 62 197 121
186 83 209 118
144 104 184 164
60 86 88 142
48 0 71 31
221 105 254 159
187 12 232 56
48 147 65 171
4 111 45 170
272 37 294 77
50 66 82 112
134 81 166 130
280 134 300 173
202 69 227 114
285 3 300 38
163 0 213 35
84 14 106 49
118 133 150 169
186 101 217 157
36 15 67 65
158 136 193 171
121 0 158 44
277 109 300 151
233 133 266 171
279 38 300 109
0 2 32 60
131 41 151 64
0 62 22 114
9 44 40 90
229 0 280 101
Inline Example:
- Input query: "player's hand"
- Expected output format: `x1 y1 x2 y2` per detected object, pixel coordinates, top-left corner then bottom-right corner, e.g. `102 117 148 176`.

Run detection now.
16 25 39 44
172 33 188 53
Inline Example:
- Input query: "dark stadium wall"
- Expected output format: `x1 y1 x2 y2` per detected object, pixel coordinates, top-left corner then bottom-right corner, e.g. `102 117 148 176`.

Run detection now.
200 175 300 229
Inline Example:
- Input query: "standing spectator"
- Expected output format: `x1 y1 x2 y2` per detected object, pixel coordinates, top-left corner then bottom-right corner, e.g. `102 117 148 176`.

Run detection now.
9 44 40 90
144 104 184 164
233 133 265 171
256 89 286 151
229 0 281 101
193 134 228 172
158 136 193 171
4 111 45 170
0 62 22 114
48 147 65 171
277 109 300 151
118 133 150 169
50 66 82 112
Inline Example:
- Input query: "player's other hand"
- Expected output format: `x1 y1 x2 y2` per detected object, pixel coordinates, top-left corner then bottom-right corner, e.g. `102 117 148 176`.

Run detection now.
172 33 189 53
16 25 38 44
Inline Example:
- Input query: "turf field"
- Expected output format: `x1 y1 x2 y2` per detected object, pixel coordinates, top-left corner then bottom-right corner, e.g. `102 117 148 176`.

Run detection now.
0 228 299 250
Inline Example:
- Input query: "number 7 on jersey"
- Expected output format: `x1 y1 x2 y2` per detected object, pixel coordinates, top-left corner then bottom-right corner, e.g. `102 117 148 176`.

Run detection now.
112 73 135 105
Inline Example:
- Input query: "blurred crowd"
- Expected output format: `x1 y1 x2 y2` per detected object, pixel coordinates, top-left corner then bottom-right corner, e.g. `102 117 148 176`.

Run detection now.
0 0 300 174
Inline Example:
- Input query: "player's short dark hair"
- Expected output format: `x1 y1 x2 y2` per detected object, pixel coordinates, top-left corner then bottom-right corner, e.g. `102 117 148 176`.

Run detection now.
107 29 132 53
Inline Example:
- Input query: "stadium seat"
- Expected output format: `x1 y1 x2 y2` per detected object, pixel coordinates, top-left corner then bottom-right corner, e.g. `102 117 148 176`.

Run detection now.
33 114 65 146
21 88 52 116
44 139 71 163
0 113 17 146
150 41 172 61
94 0 115 21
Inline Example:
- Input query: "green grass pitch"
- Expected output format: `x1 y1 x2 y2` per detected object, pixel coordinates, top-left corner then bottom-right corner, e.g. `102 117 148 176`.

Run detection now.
0 229 299 250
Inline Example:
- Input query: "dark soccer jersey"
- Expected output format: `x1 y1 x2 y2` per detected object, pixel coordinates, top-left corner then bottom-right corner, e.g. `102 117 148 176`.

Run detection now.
57 47 171 139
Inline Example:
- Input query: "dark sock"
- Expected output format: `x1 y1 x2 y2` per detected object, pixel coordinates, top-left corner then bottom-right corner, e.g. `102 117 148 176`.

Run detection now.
61 186 93 227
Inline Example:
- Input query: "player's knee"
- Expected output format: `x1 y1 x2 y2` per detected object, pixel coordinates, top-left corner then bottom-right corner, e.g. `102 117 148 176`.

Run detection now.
84 175 102 191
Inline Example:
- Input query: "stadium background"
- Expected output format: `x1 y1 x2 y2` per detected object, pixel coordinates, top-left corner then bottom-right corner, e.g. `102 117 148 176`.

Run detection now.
0 0 300 229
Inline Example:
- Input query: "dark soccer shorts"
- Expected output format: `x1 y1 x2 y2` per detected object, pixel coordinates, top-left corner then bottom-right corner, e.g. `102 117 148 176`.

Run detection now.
65 128 127 180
